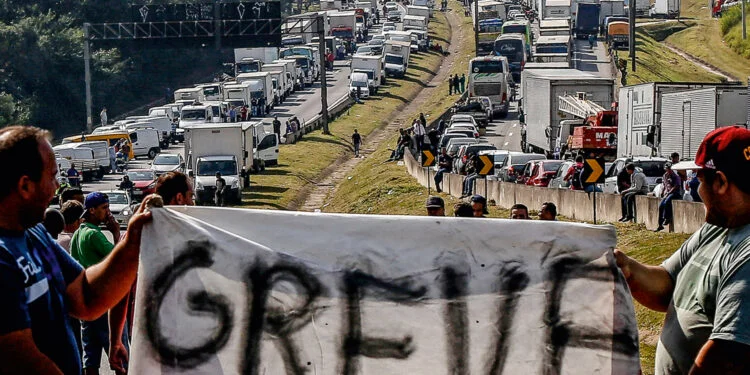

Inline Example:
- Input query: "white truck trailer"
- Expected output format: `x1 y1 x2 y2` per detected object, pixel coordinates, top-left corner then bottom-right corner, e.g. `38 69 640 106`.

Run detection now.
173 87 205 103
650 0 680 18
542 0 572 19
616 82 745 158
261 63 292 101
383 40 411 78
648 86 747 158
521 69 614 155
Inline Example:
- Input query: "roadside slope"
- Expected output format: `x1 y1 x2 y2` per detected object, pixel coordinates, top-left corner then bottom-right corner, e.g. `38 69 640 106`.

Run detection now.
301 2 472 211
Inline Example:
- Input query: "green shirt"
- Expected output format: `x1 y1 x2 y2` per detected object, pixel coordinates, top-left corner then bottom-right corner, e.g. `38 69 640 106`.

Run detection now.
656 223 750 374
70 222 114 268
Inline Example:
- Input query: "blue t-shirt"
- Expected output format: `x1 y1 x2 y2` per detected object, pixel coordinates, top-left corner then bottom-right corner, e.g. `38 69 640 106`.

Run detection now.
0 224 84 375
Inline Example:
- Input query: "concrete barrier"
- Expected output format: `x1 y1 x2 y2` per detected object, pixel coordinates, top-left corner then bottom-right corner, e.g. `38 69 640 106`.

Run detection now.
402 154 705 233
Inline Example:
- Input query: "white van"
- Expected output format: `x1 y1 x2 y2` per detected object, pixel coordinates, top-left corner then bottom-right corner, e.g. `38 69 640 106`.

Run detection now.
127 129 162 159
349 72 370 99
55 141 111 174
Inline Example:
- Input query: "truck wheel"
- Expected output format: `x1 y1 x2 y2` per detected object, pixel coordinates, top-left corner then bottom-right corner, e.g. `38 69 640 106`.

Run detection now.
500 110 508 119
148 148 159 159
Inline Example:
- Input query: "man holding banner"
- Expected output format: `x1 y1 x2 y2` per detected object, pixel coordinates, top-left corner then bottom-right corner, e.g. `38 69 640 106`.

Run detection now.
0 126 154 374
615 127 750 374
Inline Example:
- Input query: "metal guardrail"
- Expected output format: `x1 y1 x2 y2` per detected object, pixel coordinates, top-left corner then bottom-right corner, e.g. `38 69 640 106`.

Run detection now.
283 93 354 144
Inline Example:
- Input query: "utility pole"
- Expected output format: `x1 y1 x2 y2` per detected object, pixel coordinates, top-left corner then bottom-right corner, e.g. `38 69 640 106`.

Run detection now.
317 15 330 134
214 0 221 50
742 0 746 40
474 0 479 56
83 23 93 133
628 1 636 72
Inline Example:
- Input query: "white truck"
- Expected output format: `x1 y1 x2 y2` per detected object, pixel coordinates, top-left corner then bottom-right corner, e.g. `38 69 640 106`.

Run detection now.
349 72 371 99
195 83 224 101
616 82 744 158
599 0 625 27
280 46 320 81
173 87 205 103
223 81 252 109
383 40 411 77
262 63 291 103
236 72 275 113
182 123 252 205
650 0 680 18
328 11 357 41
635 0 650 16
273 59 302 91
179 103 215 128
53 142 110 178
521 69 614 156
351 55 384 92
406 5 431 21
542 0 572 19
234 47 279 65
403 15 428 31
125 116 173 147
148 106 177 122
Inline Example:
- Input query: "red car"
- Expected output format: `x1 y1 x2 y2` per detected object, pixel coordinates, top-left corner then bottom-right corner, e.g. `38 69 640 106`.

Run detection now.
525 160 564 187
125 169 157 200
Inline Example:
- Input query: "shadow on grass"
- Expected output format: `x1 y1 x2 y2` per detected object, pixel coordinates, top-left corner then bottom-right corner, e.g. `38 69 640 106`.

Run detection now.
259 168 291 176
302 135 350 148
401 74 429 87
377 91 409 103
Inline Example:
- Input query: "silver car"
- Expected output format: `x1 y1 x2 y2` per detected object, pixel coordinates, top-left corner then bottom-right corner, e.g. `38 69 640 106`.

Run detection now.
100 190 137 228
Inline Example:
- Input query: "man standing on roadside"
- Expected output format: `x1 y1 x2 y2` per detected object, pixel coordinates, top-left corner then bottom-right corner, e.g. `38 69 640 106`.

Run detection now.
459 73 466 93
100 107 107 127
510 203 530 219
352 129 362 157
272 116 282 137
413 118 426 151
70 192 129 375
0 126 153 375
215 172 227 207
615 126 750 374
434 147 453 193
618 163 648 222
425 196 445 216
448 75 454 95
67 163 80 187
655 162 681 232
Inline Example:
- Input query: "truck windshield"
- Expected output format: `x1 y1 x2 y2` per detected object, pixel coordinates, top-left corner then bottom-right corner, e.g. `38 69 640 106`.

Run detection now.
384 55 403 64
503 25 526 35
181 110 206 121
296 58 309 68
332 29 352 38
227 99 244 108
637 161 667 177
470 60 504 73
197 160 237 176
202 86 219 96
351 80 368 87
493 40 524 64
236 62 260 73
536 44 569 54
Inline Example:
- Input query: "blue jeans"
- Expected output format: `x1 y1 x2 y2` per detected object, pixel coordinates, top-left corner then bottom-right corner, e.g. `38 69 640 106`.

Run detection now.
584 184 602 193
434 167 449 188
658 193 680 225
463 174 477 195
81 314 129 369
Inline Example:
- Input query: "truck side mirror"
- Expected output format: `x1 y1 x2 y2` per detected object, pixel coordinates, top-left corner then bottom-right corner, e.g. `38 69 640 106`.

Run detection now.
188 170 194 178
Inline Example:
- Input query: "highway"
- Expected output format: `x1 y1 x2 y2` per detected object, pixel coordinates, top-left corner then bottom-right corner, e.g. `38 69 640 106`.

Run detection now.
482 34 614 154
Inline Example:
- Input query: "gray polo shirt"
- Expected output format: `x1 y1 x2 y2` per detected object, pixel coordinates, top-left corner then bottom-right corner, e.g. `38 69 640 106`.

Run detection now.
656 222 750 374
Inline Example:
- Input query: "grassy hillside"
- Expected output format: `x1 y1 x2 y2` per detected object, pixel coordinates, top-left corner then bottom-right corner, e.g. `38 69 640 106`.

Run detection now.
616 31 724 84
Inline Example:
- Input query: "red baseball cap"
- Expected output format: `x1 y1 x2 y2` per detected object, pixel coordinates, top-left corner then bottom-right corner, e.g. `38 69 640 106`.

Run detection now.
672 126 750 181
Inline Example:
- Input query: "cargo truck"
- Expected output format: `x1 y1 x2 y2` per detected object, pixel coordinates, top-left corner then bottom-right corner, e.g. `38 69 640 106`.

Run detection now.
329 11 357 40
383 40 411 77
351 55 384 90
262 63 292 101
406 5 431 20
539 19 571 36
616 82 745 158
542 0 571 19
173 87 205 103
236 72 275 113
280 46 320 81
598 0 625 30
234 47 279 65
403 15 428 31
635 0 650 16
650 0 680 18
521 69 614 156
574 2 601 39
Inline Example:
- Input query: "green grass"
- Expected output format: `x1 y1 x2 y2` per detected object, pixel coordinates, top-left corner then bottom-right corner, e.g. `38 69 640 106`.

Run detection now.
639 20 696 41
240 10 452 210
615 31 724 84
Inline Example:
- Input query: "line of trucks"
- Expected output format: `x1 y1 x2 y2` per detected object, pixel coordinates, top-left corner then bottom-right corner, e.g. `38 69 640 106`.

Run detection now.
520 68 750 162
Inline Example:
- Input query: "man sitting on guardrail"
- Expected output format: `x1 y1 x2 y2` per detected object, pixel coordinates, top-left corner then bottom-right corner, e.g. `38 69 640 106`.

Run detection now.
618 163 648 223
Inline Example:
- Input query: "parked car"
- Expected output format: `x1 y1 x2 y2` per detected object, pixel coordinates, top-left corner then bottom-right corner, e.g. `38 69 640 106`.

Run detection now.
126 169 158 200
603 157 668 194
150 153 185 176
454 143 498 174
439 133 469 149
99 190 137 228
505 163 527 183
387 10 403 21
445 129 479 139
448 124 480 137
525 160 564 187
497 152 546 182
355 46 374 56
368 39 384 54
548 160 575 189
446 138 479 156
449 114 479 127
480 150 511 180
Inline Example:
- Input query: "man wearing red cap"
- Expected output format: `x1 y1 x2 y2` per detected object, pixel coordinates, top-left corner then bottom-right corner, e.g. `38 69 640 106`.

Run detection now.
615 126 750 374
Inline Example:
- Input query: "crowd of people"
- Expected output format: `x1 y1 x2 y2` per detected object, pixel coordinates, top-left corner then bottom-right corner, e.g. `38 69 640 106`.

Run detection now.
2 124 750 375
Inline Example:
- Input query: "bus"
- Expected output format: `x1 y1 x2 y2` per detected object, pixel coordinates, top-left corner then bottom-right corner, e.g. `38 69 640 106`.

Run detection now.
493 34 527 82
501 20 532 57
467 56 511 117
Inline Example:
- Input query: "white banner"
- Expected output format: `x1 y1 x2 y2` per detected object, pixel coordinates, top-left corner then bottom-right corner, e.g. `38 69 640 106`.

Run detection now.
130 207 639 374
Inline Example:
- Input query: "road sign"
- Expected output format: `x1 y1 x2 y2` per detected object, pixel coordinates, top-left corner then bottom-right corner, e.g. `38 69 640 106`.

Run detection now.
582 158 605 184
422 150 435 167
477 154 494 175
